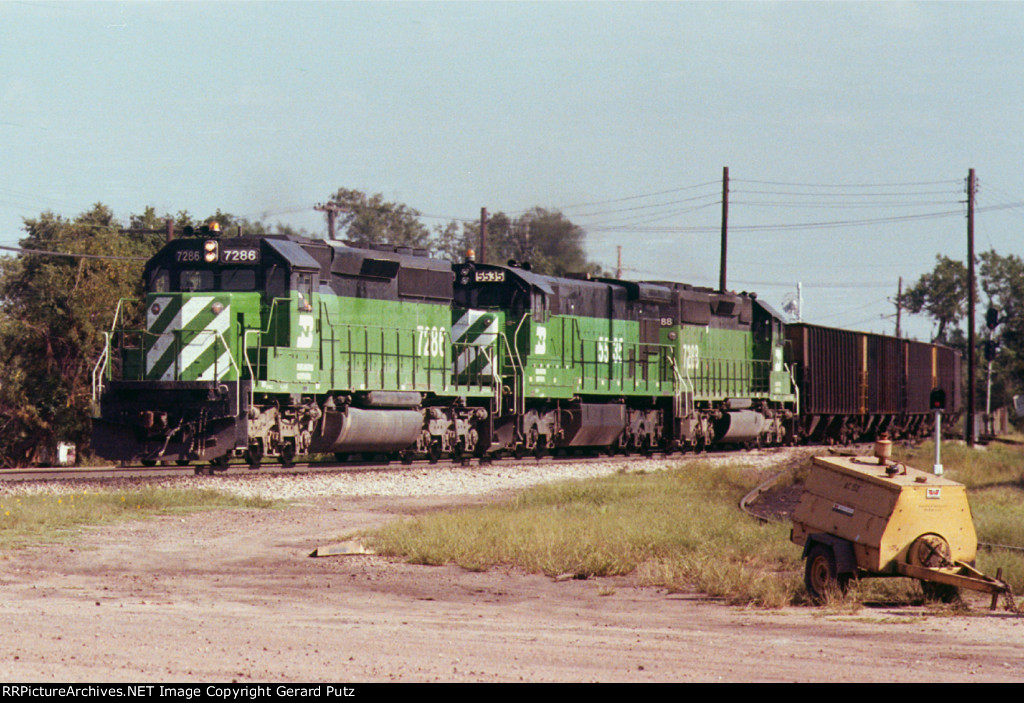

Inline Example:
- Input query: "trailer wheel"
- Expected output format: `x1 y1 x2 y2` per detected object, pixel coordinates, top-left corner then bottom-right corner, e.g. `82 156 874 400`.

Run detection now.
805 543 850 603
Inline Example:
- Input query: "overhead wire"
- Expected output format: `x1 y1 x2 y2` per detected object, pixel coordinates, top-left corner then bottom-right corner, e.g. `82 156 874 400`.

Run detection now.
0 244 149 261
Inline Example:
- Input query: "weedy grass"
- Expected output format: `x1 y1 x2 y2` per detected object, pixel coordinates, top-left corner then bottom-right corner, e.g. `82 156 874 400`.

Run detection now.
895 439 1024 489
0 487 275 550
369 442 1024 607
367 461 805 607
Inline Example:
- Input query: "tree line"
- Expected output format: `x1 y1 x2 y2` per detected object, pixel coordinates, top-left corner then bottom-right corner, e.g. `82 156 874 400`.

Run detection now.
903 251 1024 418
0 192 602 466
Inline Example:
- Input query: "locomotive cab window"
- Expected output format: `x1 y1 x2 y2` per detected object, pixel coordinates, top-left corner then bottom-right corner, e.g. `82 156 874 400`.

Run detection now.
180 270 214 292
149 268 170 293
532 291 549 322
221 269 256 291
292 272 314 311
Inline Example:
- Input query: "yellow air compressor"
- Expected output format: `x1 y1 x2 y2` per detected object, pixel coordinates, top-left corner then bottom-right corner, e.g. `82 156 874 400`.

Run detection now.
791 452 1016 609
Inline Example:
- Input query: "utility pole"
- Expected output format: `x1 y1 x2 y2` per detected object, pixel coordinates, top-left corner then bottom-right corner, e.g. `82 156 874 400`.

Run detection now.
314 202 347 241
616 245 622 279
480 207 488 264
719 166 729 292
895 276 902 338
967 168 977 447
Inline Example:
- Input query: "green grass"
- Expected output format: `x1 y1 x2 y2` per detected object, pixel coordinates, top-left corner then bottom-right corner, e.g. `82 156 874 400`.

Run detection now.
895 439 1024 489
367 462 804 607
366 441 1024 608
0 486 275 550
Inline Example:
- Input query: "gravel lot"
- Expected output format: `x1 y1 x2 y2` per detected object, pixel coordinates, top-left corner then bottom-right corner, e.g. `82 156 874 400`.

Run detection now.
2 449 1023 683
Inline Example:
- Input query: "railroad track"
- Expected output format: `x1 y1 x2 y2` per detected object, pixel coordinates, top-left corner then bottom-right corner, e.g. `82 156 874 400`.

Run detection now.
0 446 807 486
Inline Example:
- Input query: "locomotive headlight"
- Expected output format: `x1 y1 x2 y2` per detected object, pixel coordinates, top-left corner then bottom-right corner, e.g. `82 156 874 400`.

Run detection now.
211 302 224 314
204 239 219 263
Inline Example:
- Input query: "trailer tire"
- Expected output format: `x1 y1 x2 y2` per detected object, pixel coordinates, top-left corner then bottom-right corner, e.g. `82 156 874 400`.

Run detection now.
805 543 850 603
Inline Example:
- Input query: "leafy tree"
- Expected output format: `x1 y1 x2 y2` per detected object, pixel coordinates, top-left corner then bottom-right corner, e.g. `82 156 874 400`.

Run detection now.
0 203 281 466
434 219 477 264
906 250 1024 415
460 208 603 277
0 204 163 466
902 255 970 344
325 188 432 249
322 189 604 276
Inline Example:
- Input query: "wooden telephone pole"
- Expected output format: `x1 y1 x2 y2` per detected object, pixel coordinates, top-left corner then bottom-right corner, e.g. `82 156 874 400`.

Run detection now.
967 168 977 446
719 166 729 292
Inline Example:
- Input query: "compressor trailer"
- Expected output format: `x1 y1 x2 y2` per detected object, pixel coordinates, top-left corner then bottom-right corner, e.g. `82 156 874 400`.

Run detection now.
792 453 1017 610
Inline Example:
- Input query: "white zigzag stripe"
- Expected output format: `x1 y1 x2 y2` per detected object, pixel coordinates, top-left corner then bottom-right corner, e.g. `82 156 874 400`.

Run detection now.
169 304 231 381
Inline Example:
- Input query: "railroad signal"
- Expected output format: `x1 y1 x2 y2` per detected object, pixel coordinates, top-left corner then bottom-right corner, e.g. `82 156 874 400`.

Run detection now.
986 307 999 330
984 339 998 362
930 388 946 411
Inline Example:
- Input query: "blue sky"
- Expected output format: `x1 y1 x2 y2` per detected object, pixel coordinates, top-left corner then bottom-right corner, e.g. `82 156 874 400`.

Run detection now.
3 1 1024 340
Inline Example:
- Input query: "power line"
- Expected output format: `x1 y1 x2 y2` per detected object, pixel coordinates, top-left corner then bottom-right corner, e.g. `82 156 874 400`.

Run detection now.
0 245 148 261
733 178 961 188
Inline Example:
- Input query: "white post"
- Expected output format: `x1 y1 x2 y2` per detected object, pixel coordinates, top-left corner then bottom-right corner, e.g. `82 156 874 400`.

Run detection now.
986 360 993 435
933 410 943 476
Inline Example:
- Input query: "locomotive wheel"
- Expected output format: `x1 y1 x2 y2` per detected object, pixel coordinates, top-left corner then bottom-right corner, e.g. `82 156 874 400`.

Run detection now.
141 459 157 467
804 544 850 604
210 454 230 471
279 442 296 468
245 445 263 471
427 440 442 464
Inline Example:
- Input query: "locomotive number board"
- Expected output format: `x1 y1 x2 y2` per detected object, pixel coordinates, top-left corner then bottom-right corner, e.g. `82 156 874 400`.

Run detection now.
474 270 506 283
219 246 260 264
173 245 261 265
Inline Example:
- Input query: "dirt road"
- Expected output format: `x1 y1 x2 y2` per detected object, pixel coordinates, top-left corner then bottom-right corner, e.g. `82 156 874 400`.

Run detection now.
1 490 1022 683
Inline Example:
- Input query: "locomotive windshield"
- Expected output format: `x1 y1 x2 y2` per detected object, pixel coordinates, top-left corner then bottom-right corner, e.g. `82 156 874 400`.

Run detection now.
147 266 258 293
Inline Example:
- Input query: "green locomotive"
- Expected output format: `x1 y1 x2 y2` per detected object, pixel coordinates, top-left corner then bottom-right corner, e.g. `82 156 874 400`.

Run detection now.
91 231 799 469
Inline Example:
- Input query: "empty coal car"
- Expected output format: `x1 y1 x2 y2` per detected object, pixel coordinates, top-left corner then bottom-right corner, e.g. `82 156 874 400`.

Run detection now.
785 322 961 444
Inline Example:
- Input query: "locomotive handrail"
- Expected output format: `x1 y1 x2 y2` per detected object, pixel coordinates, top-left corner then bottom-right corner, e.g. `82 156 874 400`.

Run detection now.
566 319 675 395
91 332 111 405
317 312 465 394
511 313 530 417
666 355 693 418
788 363 800 416
243 328 259 408
215 330 242 417
110 298 139 331
495 330 519 418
